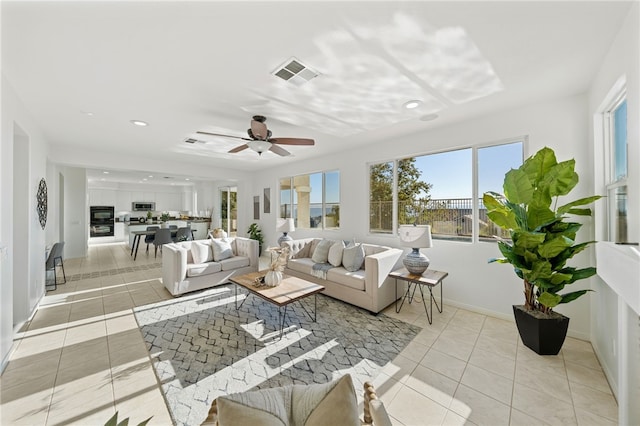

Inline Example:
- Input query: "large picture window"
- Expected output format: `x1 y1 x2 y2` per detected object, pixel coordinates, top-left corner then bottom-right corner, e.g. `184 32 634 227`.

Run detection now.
369 139 523 242
280 170 340 230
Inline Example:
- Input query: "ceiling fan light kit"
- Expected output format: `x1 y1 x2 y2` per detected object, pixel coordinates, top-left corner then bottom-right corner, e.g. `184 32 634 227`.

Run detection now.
197 115 315 157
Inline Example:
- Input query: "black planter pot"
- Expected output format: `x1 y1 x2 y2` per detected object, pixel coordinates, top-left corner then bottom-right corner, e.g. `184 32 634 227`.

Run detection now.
512 305 569 355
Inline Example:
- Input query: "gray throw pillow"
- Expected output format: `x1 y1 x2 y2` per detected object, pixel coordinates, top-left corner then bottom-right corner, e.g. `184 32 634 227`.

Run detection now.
342 243 365 272
311 239 333 264
211 238 233 262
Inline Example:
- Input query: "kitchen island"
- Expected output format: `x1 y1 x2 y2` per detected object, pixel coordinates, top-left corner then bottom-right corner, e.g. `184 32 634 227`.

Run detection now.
124 220 211 248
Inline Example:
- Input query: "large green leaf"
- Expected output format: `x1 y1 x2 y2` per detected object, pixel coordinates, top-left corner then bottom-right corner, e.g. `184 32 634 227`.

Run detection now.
557 196 602 215
559 289 591 304
527 204 556 231
513 231 546 249
522 147 557 184
497 242 528 269
483 193 520 230
504 169 534 204
564 267 597 283
565 208 592 216
550 272 573 285
542 160 578 197
526 259 552 281
538 236 573 258
538 291 562 308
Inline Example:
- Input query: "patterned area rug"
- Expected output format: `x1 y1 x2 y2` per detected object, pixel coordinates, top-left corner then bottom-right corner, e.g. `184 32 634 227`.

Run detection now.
134 284 421 426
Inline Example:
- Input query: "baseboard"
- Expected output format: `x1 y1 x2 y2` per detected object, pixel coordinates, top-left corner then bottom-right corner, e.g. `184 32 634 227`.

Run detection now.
591 339 619 400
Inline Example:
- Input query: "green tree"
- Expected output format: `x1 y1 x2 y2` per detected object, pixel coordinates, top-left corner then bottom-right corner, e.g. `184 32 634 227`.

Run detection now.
369 158 433 230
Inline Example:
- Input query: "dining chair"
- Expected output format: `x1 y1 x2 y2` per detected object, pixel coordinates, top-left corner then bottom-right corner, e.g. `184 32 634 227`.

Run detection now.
153 228 173 258
45 242 66 291
145 226 160 253
173 226 193 242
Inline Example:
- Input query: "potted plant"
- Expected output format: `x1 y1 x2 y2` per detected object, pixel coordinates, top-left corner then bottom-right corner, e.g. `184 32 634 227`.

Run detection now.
146 210 152 223
248 223 264 256
483 147 601 355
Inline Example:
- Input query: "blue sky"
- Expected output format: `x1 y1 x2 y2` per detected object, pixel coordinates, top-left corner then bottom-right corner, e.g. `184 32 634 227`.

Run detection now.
414 142 522 199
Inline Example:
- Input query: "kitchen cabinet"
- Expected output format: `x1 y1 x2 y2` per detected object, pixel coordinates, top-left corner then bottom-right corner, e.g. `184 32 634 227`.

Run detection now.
116 191 132 212
89 189 117 207
114 223 125 242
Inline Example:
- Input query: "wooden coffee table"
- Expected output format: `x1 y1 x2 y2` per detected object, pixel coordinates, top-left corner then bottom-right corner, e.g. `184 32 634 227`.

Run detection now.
229 271 325 338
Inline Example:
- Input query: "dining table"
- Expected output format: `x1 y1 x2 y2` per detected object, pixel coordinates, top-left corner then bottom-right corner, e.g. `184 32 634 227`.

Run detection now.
129 228 195 260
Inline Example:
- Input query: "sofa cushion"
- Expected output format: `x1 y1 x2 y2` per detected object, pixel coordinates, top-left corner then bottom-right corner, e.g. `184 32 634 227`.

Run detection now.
214 374 358 426
309 239 322 258
326 267 366 291
212 238 234 261
191 240 213 264
219 256 250 271
342 243 365 272
287 258 315 275
186 262 222 277
291 374 360 426
311 239 333 264
327 241 345 267
292 241 312 259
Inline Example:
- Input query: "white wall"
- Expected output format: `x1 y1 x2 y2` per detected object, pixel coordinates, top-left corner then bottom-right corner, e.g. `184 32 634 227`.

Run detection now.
61 167 87 259
250 93 595 338
588 3 639 424
1 76 50 369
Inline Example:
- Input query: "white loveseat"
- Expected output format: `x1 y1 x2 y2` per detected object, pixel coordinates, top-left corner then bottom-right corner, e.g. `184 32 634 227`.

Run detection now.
281 238 402 314
162 237 259 296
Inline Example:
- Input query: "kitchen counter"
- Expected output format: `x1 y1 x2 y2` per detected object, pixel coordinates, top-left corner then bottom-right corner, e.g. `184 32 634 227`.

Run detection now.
124 220 211 248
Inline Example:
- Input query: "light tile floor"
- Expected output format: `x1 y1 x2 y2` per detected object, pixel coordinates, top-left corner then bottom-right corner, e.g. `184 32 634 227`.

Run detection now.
0 243 618 425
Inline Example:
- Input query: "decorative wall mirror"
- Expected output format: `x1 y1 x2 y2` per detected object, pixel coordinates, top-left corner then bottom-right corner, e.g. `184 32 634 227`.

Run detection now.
37 178 48 230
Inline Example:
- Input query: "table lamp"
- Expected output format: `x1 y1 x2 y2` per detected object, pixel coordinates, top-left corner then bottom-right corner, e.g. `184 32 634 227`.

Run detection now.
399 224 433 275
277 218 295 246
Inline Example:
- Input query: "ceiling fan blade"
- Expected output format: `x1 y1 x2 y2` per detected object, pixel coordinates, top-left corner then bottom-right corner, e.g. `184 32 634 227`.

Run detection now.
269 138 315 146
250 120 269 140
197 131 252 141
229 144 249 153
269 144 291 157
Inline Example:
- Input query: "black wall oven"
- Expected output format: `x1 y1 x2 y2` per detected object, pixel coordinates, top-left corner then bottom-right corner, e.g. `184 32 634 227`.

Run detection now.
90 206 114 237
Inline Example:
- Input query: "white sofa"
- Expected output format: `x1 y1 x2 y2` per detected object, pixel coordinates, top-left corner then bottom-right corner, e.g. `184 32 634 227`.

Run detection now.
162 237 259 296
281 238 402 314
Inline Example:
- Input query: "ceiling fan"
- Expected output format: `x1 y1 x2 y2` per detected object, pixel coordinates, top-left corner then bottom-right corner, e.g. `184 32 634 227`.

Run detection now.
197 115 315 156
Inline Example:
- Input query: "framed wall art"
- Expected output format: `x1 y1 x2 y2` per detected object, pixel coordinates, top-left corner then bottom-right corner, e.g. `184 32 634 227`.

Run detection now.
253 196 260 220
263 188 271 214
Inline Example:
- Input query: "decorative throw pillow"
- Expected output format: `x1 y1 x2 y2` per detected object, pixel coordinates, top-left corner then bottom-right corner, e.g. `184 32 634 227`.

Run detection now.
327 241 345 267
211 238 233 262
308 239 322 258
215 386 291 426
311 239 333 264
191 241 213 264
342 243 365 272
291 374 360 426
292 241 312 259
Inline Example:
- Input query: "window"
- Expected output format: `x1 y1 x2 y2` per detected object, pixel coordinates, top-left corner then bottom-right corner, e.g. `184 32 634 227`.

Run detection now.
605 96 628 242
280 170 340 230
369 139 523 242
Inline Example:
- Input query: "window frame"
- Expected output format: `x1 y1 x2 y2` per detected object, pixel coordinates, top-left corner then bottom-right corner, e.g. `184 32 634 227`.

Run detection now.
279 169 341 230
603 88 628 242
367 136 526 243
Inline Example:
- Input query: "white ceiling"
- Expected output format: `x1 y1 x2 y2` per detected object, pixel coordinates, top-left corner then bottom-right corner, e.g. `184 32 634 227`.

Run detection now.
2 1 633 184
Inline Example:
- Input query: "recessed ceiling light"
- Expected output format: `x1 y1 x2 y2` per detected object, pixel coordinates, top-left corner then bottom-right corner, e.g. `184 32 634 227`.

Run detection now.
143 178 147 181
403 100 422 109
81 111 94 116
148 175 153 178
103 171 109 174
130 120 148 127
420 113 439 122
185 178 190 181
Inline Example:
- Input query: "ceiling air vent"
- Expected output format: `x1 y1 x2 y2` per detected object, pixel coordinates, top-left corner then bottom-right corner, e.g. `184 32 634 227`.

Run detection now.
272 57 320 86
184 137 207 144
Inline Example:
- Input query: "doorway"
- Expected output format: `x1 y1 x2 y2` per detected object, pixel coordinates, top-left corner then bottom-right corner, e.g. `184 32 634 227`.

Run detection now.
220 187 237 236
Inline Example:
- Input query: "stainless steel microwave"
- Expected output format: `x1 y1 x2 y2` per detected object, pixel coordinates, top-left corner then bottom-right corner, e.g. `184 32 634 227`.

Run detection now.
132 202 155 211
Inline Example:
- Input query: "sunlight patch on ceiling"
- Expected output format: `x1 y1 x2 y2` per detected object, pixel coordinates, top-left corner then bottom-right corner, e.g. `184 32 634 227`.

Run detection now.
249 12 502 137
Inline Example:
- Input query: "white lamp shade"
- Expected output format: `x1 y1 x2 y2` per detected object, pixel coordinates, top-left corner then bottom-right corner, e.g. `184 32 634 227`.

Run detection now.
399 225 432 248
276 218 295 233
247 140 272 154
